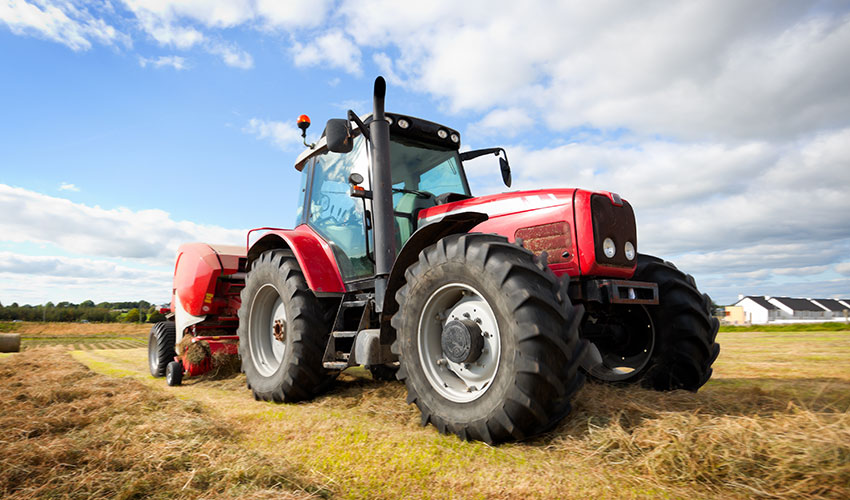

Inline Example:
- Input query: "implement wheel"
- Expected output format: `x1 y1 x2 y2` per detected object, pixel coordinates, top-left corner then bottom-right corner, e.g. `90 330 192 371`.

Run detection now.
587 254 720 390
392 233 587 443
238 249 334 402
148 321 176 377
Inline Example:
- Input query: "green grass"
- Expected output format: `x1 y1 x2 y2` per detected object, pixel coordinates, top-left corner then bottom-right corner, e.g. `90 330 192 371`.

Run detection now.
719 321 850 332
0 322 18 333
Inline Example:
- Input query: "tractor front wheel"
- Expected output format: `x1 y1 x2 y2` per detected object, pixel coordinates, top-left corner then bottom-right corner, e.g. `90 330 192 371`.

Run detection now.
585 254 720 391
392 233 587 443
238 249 334 402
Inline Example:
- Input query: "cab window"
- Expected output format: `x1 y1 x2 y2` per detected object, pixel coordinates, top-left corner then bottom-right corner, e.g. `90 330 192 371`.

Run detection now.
308 136 373 281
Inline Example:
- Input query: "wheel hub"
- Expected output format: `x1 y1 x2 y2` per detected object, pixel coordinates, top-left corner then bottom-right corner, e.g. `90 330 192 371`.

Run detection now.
441 319 484 363
418 283 501 403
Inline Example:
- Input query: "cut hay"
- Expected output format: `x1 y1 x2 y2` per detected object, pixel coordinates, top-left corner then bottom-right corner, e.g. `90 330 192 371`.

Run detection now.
210 342 241 378
184 339 212 365
178 335 240 379
0 347 326 499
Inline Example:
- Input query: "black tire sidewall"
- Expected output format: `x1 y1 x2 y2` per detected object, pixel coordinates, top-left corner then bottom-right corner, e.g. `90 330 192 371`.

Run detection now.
148 321 175 377
239 257 299 396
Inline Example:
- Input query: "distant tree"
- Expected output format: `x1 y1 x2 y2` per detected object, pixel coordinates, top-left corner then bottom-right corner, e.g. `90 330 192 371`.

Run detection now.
80 300 95 308
125 308 140 323
148 311 166 323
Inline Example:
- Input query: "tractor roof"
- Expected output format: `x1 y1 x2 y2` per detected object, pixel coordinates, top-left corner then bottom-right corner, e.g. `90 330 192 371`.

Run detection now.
294 112 460 171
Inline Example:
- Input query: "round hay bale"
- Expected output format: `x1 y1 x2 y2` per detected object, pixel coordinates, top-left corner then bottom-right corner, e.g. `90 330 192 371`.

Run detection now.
0 333 22 353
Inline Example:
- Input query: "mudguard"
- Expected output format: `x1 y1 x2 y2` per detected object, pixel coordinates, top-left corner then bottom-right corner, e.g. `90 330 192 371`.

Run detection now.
246 225 345 294
172 243 245 339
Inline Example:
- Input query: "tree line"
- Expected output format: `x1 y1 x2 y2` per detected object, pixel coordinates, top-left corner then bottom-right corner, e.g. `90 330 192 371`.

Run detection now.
0 300 167 323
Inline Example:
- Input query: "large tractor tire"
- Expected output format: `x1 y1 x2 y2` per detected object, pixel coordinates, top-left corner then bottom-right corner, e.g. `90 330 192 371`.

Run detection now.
238 249 335 402
148 321 176 377
392 233 587 443
585 254 720 391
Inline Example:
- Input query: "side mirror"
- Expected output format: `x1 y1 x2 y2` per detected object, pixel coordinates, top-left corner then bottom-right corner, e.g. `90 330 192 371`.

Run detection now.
500 157 512 187
326 119 353 153
459 147 512 188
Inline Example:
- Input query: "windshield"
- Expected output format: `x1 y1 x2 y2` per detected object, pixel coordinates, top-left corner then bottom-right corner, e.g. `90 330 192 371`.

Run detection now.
389 138 470 248
389 138 469 198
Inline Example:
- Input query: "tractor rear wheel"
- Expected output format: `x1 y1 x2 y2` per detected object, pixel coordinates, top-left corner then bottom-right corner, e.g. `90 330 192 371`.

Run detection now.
392 233 587 443
238 249 334 402
148 321 176 377
586 254 720 390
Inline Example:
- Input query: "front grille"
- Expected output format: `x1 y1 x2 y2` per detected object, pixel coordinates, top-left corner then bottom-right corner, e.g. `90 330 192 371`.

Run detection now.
591 194 636 268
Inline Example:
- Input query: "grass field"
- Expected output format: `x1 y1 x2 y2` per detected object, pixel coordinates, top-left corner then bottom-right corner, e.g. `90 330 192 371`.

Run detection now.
0 321 149 351
1 327 848 499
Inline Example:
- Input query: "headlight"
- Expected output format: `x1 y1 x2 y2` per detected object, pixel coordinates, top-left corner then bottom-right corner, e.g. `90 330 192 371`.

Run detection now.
624 241 635 261
603 237 616 258
437 129 448 139
397 118 410 129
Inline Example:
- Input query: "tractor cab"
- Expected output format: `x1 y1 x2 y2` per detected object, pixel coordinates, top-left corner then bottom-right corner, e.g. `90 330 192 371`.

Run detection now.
293 113 474 282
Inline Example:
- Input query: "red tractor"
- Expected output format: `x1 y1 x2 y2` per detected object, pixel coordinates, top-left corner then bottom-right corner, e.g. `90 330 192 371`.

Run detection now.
148 77 719 443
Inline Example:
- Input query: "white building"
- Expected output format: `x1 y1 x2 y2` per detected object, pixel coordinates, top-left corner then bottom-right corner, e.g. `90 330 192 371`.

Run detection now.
810 298 850 320
734 295 850 324
735 296 781 324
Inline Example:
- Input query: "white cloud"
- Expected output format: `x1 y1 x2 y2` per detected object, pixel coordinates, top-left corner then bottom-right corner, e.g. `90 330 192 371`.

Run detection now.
340 0 850 141
254 0 331 29
138 55 187 70
243 118 304 151
208 41 253 69
0 0 129 51
0 252 172 304
291 30 362 75
468 108 534 138
836 262 850 276
0 251 168 281
58 182 79 192
0 184 245 266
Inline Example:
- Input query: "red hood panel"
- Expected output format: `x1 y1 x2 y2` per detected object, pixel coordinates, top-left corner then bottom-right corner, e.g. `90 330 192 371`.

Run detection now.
419 189 577 222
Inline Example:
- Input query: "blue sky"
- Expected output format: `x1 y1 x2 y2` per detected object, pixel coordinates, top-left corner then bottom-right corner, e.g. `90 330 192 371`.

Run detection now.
1 0 849 306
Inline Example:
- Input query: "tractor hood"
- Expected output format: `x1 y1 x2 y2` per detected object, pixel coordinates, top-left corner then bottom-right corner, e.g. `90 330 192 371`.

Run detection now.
418 189 577 224
418 188 636 280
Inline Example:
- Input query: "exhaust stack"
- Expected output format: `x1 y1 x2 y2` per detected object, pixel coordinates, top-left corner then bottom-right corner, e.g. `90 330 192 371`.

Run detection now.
369 76 395 309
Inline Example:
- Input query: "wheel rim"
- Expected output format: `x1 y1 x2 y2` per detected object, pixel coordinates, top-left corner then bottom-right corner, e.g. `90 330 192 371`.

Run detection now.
248 283 287 377
589 306 655 382
148 332 158 373
418 283 501 403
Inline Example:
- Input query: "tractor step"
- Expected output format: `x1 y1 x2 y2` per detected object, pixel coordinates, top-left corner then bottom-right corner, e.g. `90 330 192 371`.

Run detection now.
323 361 349 370
332 330 357 338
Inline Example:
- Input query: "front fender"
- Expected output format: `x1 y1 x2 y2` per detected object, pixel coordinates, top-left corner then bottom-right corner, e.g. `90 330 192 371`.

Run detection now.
247 225 345 294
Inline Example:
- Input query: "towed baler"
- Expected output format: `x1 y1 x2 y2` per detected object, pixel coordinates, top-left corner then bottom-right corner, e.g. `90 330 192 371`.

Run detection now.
148 243 245 385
